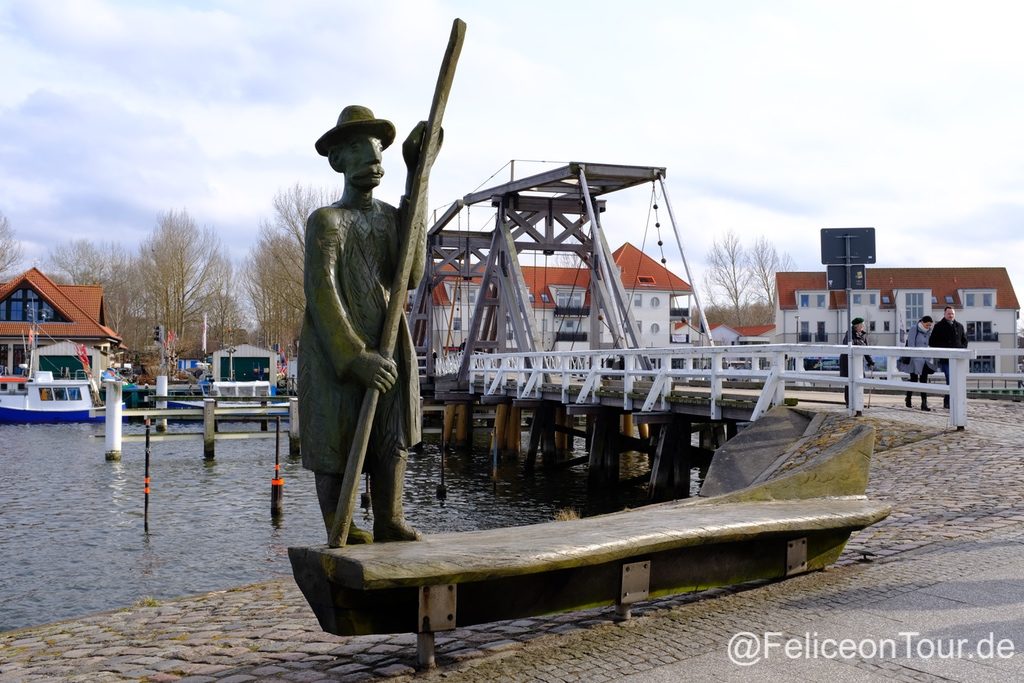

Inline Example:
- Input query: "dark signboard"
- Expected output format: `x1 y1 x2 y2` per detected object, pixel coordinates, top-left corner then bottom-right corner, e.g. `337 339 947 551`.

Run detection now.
826 264 866 290
821 227 876 265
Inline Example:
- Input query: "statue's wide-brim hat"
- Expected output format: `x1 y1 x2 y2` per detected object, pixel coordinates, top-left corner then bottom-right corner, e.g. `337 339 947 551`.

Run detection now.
315 105 396 156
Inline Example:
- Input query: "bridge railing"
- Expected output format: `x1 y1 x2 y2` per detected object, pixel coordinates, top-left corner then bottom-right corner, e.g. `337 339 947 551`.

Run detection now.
466 344 980 428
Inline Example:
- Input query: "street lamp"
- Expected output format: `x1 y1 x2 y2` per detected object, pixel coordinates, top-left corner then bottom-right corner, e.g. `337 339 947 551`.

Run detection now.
226 346 236 381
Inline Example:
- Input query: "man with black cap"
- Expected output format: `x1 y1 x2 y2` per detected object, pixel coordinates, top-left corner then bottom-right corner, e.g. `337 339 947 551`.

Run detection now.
299 105 434 543
839 317 875 407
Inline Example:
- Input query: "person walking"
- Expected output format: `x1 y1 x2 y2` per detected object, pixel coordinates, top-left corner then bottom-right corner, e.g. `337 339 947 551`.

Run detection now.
839 317 875 407
898 315 935 410
928 305 968 409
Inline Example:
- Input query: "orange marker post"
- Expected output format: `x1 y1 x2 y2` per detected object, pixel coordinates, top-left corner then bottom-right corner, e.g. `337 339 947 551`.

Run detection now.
144 418 151 533
271 417 284 516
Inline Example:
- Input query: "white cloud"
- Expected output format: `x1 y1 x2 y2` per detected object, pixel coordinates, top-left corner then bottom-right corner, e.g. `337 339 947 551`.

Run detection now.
1 0 1023 307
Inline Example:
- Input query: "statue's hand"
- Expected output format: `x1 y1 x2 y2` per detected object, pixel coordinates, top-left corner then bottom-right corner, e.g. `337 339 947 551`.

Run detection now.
403 121 443 171
350 351 398 393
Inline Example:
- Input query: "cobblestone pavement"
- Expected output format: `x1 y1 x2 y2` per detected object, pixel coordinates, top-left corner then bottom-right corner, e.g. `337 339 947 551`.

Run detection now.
2 397 1023 682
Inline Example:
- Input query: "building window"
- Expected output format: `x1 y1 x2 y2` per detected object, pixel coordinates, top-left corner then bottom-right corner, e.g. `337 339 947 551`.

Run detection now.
649 296 660 308
966 321 996 342
815 294 826 308
0 288 65 323
650 323 660 334
634 294 643 307
869 294 877 305
881 295 891 305
945 295 954 304
799 294 810 307
967 292 995 308
541 293 550 303
883 321 890 332
868 321 876 332
905 292 924 327
452 317 462 331
970 355 995 373
557 292 584 308
852 294 861 305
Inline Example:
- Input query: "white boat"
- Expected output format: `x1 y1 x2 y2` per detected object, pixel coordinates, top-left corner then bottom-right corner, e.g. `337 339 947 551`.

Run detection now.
167 380 287 409
0 370 102 423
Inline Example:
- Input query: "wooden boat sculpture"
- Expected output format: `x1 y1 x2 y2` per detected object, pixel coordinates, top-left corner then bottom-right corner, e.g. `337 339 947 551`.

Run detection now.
289 407 890 667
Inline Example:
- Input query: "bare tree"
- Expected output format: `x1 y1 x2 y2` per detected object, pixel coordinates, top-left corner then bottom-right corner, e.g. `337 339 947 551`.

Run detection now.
47 238 137 342
242 184 335 353
207 260 248 353
0 212 24 278
746 235 795 313
702 230 750 327
140 209 232 353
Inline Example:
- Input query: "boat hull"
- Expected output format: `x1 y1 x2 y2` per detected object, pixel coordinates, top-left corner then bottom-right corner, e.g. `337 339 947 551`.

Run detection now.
0 406 102 423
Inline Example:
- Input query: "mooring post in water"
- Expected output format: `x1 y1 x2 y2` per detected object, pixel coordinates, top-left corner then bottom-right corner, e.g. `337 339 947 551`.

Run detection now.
271 417 284 516
203 398 216 459
155 375 168 432
104 379 123 461
287 397 300 457
144 418 151 533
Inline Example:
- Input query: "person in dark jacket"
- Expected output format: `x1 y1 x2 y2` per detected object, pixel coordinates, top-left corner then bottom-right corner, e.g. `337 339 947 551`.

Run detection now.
928 305 968 408
839 317 875 407
897 315 934 410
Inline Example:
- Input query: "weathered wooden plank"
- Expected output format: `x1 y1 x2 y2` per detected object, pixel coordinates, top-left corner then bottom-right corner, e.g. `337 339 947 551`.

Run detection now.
294 496 887 591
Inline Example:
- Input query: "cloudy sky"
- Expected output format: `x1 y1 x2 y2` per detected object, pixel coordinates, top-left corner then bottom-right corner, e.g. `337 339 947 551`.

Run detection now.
2 0 1023 309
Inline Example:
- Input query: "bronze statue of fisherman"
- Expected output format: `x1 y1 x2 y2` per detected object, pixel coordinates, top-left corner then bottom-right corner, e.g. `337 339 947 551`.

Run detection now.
299 105 432 543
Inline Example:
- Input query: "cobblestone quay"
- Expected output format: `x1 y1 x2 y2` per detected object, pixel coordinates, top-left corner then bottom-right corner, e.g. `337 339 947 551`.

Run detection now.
3 397 1024 682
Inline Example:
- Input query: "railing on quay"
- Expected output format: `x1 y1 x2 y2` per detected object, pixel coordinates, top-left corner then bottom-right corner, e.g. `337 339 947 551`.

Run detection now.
465 343 987 429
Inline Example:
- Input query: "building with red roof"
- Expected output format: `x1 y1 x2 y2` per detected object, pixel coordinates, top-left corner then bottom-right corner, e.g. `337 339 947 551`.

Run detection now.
710 323 776 346
0 268 122 377
431 242 696 352
775 267 1019 373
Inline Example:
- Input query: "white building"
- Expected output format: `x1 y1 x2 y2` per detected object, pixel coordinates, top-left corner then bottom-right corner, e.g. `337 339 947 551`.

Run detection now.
432 242 698 353
775 267 1020 373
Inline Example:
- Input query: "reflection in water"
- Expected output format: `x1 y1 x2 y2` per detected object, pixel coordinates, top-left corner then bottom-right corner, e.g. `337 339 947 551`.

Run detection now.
0 421 655 631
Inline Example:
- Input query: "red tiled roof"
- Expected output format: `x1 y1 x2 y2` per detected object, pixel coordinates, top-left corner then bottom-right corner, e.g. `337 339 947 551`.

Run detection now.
776 268 1019 311
0 268 121 343
735 324 775 337
612 243 692 292
432 243 690 310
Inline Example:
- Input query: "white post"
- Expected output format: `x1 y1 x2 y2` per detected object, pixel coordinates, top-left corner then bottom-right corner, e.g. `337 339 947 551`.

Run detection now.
104 379 123 461
709 349 723 420
156 375 168 432
950 354 969 430
850 351 864 415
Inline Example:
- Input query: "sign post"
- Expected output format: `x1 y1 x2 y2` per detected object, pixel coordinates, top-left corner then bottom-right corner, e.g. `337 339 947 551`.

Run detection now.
821 228 876 413
821 227 875 333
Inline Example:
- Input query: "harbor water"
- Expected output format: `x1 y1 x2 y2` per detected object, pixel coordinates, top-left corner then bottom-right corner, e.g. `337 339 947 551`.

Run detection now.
0 419 651 632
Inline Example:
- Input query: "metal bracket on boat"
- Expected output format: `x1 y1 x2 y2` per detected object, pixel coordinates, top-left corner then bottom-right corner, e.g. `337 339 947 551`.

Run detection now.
786 537 808 576
616 560 651 620
416 584 457 669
